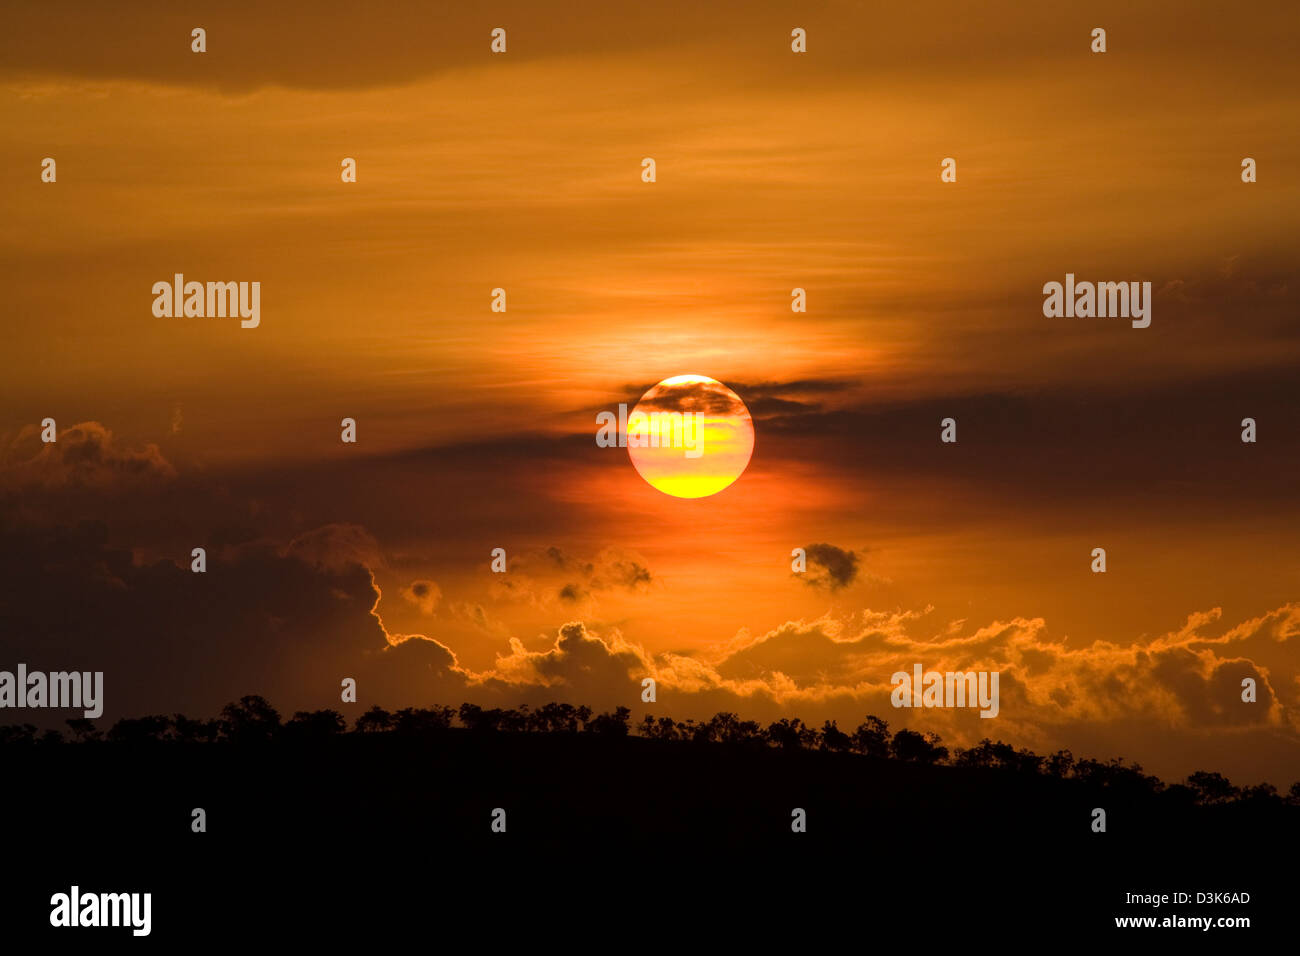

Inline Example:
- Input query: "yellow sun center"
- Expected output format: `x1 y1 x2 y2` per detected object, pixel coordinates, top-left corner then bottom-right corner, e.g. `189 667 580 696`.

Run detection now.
626 375 755 498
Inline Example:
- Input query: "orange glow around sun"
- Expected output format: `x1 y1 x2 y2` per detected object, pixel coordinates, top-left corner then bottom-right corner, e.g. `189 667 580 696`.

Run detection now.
626 375 755 498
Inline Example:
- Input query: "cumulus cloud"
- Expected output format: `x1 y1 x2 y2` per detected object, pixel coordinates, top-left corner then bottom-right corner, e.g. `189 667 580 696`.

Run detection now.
0 519 394 722
434 604 1300 784
282 523 384 574
488 622 652 691
3 500 1295 783
0 421 175 490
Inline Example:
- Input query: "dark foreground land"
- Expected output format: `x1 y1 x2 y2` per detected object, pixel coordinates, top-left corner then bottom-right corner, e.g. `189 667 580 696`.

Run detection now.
1 727 1292 945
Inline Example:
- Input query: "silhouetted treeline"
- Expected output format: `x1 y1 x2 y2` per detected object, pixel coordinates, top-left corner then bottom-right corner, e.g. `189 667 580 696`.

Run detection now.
2 695 1296 808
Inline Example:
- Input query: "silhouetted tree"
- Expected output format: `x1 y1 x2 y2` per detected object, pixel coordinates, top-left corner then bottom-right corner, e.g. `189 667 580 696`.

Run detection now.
0 725 67 745
820 720 852 752
65 717 101 743
283 710 346 740
638 715 678 740
1072 758 1106 787
456 705 529 733
733 719 764 746
702 712 763 746
0 724 37 745
218 695 281 743
392 706 456 734
1013 747 1043 774
585 707 631 736
676 719 708 743
851 716 891 758
498 707 529 733
172 714 220 744
957 739 1043 774
1044 748 1075 779
503 705 531 733
355 706 394 734
1162 783 1199 810
457 703 486 730
1072 756 1159 796
701 712 738 743
529 702 590 733
1238 783 1281 805
458 704 505 732
766 718 818 750
3 697 1288 816
891 729 948 764
955 738 997 769
107 715 172 744
1187 771 1239 805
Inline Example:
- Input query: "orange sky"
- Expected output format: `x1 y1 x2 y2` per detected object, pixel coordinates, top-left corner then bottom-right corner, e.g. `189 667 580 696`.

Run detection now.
2 0 1299 785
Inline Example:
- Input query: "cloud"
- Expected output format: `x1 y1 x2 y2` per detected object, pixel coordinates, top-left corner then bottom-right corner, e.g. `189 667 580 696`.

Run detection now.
7 0 1295 97
592 552 652 592
282 523 384 574
558 583 588 604
401 579 442 615
487 621 653 693
466 604 1296 749
797 543 861 591
449 601 503 636
4 510 1295 783
631 378 749 417
490 546 653 610
443 604 1300 784
0 519 395 722
726 378 856 421
0 421 175 491
715 609 925 682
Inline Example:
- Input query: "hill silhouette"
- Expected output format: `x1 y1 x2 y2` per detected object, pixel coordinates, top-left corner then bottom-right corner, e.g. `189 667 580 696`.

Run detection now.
2 697 1291 943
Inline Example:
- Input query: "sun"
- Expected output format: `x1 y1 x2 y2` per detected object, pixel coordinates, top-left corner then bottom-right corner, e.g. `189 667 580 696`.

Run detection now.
626 375 755 498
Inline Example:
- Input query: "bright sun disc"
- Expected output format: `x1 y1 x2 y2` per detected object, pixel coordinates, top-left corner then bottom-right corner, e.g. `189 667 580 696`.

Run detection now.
626 375 754 498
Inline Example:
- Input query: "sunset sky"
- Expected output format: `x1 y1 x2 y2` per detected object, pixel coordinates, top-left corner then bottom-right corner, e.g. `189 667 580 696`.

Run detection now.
2 1 1298 785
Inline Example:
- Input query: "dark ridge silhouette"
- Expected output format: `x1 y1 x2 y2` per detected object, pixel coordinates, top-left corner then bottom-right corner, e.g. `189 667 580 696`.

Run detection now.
2 696 1291 943
2 696 1295 808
